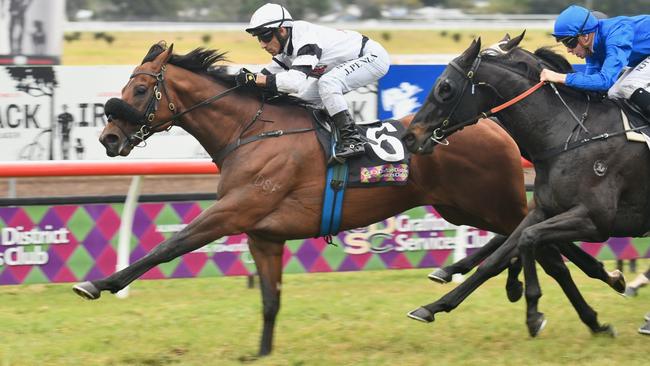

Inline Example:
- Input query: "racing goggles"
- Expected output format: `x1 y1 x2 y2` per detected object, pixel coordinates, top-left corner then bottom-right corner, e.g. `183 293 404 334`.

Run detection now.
555 35 580 49
256 29 274 43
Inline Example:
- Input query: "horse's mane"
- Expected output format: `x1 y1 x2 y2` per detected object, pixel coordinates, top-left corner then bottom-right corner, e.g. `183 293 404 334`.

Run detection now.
482 46 573 80
141 43 307 107
483 46 606 100
533 47 574 73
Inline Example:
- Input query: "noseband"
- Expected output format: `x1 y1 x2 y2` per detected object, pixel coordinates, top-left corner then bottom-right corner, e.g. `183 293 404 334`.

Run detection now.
105 64 240 147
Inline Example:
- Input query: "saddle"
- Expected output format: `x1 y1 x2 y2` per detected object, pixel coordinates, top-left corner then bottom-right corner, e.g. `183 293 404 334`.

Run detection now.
309 108 411 186
617 99 650 143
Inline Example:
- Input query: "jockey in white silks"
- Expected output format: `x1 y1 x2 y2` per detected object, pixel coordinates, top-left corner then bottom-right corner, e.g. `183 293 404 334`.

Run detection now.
237 3 390 161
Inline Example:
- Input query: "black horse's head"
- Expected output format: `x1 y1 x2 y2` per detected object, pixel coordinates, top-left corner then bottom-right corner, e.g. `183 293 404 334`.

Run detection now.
403 32 528 154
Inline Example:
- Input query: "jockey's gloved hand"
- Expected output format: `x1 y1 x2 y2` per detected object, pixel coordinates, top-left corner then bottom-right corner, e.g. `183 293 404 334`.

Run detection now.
236 68 257 87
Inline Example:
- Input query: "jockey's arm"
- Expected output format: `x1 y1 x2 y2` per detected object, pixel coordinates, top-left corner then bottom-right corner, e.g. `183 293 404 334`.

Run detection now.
255 68 309 93
540 69 567 84
565 22 634 91
255 51 318 93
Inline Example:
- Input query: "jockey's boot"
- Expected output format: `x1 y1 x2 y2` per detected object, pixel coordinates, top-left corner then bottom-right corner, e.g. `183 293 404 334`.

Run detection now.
331 110 366 161
630 88 650 120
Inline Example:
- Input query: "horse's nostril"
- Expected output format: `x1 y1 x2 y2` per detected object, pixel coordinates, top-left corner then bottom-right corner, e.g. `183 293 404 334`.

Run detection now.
102 133 119 145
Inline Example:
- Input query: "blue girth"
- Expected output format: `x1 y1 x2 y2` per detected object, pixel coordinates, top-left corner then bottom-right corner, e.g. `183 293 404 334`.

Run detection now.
319 154 349 237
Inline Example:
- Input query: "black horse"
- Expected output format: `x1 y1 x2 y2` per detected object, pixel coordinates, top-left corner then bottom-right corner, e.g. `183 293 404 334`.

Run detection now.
403 33 636 337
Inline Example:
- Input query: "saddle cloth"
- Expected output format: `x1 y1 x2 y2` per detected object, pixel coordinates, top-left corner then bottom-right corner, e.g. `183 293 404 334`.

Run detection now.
621 104 650 149
311 110 411 187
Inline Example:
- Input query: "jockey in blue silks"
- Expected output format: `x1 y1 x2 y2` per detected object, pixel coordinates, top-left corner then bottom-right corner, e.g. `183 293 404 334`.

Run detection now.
540 5 650 117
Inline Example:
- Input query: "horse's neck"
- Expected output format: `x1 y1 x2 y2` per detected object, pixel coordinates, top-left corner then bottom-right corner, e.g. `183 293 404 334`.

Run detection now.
177 85 310 165
175 85 256 162
496 88 595 158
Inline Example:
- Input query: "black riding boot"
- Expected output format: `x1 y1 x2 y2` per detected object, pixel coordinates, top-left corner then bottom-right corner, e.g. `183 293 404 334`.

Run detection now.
331 110 366 160
630 88 650 120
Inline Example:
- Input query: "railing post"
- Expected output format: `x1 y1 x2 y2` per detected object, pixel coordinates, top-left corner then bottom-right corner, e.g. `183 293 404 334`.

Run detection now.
7 178 16 198
115 175 143 299
452 225 468 283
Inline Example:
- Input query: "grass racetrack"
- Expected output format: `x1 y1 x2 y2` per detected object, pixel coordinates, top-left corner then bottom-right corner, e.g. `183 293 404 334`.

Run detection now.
1 262 648 365
61 29 583 65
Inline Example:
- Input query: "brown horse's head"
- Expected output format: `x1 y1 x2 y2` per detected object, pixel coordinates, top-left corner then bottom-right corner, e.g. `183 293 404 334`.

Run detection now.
100 41 176 156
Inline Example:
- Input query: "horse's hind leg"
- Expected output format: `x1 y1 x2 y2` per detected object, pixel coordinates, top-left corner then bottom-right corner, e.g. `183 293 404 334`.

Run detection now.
518 206 603 337
559 243 625 294
536 244 616 336
247 235 285 357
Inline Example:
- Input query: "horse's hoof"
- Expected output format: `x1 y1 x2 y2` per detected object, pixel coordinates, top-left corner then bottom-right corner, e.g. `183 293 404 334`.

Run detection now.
527 313 546 337
607 270 626 294
428 268 451 284
623 286 638 297
592 323 617 337
506 280 523 303
72 281 101 300
407 307 435 323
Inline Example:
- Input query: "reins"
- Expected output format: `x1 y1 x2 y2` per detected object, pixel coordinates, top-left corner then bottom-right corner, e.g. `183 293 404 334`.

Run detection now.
120 66 242 145
444 80 546 137
212 98 315 164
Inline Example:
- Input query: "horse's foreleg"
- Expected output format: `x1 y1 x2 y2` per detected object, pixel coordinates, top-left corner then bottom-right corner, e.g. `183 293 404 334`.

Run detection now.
430 234 507 281
408 232 520 322
558 243 625 294
73 199 245 298
518 205 600 337
429 233 524 302
247 235 284 357
536 244 615 336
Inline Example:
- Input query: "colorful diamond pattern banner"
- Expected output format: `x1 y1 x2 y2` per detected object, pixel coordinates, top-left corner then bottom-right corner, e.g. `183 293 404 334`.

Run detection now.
0 201 648 285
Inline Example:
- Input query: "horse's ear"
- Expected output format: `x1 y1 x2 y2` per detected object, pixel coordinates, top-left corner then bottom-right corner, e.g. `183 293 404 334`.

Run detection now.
499 33 511 42
156 43 174 66
503 30 525 51
164 43 174 63
460 38 481 67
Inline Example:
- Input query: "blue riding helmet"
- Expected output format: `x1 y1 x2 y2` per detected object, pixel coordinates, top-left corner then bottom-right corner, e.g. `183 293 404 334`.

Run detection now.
553 5 599 37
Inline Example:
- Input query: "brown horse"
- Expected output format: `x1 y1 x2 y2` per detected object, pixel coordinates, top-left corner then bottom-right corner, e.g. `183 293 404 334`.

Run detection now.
71 42 620 355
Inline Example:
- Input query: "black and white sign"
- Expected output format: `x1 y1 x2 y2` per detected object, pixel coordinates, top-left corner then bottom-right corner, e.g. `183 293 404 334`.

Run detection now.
0 65 377 161
0 0 64 64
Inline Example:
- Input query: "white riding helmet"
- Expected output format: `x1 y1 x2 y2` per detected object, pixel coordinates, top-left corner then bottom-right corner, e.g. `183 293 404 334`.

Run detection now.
245 3 293 36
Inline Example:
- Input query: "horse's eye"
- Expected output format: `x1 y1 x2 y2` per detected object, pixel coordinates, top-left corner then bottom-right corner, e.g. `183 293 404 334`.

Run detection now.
134 85 147 96
436 80 455 102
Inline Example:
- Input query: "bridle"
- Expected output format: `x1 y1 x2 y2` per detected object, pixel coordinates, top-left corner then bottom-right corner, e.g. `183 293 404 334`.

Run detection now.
430 55 484 143
426 53 545 147
107 63 240 147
